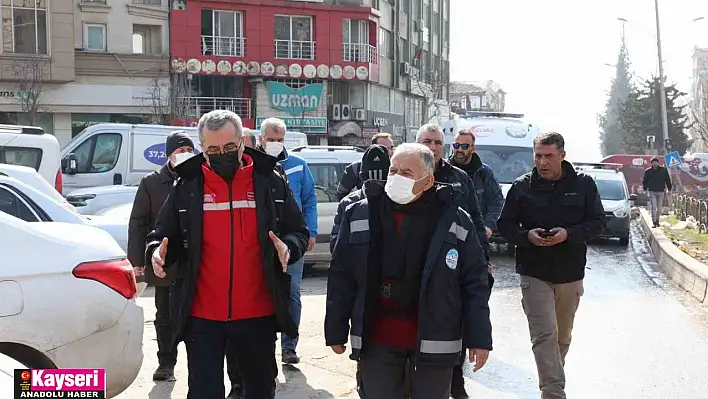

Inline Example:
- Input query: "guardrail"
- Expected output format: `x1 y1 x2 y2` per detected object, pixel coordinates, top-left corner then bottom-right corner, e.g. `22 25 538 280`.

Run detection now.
671 193 708 233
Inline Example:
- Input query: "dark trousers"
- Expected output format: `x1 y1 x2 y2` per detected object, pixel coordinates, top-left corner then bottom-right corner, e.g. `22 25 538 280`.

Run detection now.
226 339 241 386
185 316 277 399
359 343 453 399
154 286 177 367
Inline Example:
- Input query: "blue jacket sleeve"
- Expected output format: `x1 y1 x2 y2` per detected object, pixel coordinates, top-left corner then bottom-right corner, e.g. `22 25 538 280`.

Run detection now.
325 208 358 347
457 210 493 351
497 180 531 247
483 169 504 231
299 160 318 237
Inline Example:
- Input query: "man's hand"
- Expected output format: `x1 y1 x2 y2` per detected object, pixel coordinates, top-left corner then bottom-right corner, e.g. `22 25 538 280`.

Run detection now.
269 231 290 272
307 236 316 252
151 238 168 278
542 227 568 246
330 344 346 354
133 266 145 277
485 227 493 239
468 348 489 372
527 228 545 246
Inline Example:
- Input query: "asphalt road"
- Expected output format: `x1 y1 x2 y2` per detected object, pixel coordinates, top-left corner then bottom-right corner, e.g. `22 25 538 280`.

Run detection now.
117 221 708 398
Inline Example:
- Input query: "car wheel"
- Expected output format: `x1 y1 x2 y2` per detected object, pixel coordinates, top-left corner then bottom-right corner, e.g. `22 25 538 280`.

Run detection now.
619 236 629 246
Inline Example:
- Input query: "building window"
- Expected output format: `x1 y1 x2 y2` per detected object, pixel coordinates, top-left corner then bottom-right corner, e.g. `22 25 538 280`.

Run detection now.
274 15 314 60
378 28 392 59
133 25 162 54
84 23 106 52
401 0 410 13
1 0 48 54
201 9 244 57
343 19 373 62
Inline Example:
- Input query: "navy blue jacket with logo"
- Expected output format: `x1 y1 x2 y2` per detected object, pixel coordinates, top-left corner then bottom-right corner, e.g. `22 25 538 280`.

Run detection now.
324 182 493 367
450 153 505 231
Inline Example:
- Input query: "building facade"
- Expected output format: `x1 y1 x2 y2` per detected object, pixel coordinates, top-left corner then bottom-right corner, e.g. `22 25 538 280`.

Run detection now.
170 0 451 145
449 80 506 116
690 47 708 153
0 0 170 146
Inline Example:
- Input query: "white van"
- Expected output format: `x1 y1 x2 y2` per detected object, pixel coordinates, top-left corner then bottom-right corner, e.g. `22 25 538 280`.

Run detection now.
441 111 540 198
60 124 199 193
0 124 62 193
254 130 309 149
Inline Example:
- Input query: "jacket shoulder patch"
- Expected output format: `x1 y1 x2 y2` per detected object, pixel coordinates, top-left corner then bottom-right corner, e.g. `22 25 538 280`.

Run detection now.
445 249 459 269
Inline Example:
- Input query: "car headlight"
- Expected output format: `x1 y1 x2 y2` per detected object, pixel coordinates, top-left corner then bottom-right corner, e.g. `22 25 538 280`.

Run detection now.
613 207 630 218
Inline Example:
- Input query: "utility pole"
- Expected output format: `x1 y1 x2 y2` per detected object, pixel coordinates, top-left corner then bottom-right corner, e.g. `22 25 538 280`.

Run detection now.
653 0 671 154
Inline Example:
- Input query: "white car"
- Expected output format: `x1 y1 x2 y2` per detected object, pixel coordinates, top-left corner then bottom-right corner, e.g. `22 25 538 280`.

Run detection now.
0 163 72 210
0 175 129 251
0 211 143 397
0 353 26 394
65 185 139 215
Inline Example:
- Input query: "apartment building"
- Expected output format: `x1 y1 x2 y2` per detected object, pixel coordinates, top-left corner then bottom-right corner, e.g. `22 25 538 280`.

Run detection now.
449 80 506 115
169 0 450 145
690 47 708 153
0 0 170 145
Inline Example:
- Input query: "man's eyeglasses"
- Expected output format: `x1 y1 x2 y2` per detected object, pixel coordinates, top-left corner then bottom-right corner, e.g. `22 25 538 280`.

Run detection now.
452 143 472 150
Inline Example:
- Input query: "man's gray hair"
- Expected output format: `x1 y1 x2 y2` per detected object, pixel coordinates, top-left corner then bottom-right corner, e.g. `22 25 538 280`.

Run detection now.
197 110 243 142
243 128 256 147
393 143 436 176
260 117 287 136
416 123 444 143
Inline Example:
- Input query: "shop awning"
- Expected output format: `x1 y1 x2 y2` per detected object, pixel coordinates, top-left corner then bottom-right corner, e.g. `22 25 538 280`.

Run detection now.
328 121 362 138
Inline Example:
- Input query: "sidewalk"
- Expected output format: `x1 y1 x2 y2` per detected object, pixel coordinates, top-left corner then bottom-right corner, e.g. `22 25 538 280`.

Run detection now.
638 207 708 304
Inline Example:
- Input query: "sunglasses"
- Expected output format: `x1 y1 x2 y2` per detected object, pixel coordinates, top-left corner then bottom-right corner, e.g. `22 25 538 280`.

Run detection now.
452 143 472 150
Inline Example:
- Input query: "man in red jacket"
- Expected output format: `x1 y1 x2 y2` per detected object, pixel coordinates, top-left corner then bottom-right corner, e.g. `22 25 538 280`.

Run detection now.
147 110 309 399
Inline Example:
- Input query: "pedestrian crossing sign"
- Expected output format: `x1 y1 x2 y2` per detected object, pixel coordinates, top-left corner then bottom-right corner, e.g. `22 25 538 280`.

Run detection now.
664 151 682 169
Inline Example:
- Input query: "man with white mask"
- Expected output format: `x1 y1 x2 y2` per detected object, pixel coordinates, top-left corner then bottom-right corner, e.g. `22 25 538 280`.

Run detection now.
258 117 318 364
128 130 195 381
326 143 492 399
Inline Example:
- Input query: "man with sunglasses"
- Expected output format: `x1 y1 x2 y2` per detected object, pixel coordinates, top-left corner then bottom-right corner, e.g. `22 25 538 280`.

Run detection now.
146 110 309 399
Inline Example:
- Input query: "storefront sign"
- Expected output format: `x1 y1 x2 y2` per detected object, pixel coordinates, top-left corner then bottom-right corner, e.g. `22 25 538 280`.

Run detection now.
372 117 388 127
256 117 327 134
266 82 323 116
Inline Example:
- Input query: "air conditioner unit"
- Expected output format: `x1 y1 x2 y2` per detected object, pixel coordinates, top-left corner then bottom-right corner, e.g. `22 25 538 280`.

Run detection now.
329 104 341 120
353 108 366 121
341 104 352 120
400 62 411 75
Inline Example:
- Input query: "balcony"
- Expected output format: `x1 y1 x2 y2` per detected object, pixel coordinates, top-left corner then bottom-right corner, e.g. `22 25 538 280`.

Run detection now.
274 40 315 60
176 97 252 119
201 36 245 58
342 43 378 64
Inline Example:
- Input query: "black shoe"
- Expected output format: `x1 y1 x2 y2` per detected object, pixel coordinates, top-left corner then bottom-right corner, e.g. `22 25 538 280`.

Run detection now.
282 349 300 364
450 365 469 398
152 364 174 381
226 383 244 399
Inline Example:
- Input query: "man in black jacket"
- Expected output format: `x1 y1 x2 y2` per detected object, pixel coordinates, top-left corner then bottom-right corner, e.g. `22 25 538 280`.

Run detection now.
642 157 672 227
325 143 492 399
127 130 194 381
146 110 309 399
497 132 606 399
336 133 394 200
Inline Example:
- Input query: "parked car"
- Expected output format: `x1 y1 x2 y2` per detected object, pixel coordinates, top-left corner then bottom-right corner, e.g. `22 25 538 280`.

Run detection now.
0 211 143 397
0 352 26 393
0 174 129 251
574 162 637 246
290 146 364 269
0 163 73 211
0 124 63 193
65 184 139 215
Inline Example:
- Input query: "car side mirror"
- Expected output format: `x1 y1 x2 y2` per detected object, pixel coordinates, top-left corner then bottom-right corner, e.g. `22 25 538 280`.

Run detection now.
63 153 78 175
629 194 637 201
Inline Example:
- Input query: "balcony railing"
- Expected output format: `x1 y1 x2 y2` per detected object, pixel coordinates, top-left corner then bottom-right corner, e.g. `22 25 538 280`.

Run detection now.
132 0 162 5
274 40 315 60
176 97 252 119
201 36 245 57
342 43 378 64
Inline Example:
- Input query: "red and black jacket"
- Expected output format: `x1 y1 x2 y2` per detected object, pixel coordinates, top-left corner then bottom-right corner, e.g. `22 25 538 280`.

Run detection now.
146 147 309 346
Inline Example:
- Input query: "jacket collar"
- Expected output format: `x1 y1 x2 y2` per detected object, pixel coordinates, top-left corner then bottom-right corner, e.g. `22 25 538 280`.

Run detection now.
158 163 177 183
174 147 280 180
449 152 483 174
529 160 577 191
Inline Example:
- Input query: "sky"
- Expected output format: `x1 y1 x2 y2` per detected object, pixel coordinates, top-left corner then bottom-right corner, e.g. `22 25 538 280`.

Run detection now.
450 0 708 161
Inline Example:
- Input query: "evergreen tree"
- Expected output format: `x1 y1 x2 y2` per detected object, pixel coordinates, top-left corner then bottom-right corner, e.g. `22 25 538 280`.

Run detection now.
598 33 633 157
618 77 692 155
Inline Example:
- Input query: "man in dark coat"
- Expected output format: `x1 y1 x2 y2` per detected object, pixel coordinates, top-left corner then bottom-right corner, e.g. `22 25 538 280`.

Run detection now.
146 110 309 399
336 133 394 200
127 130 194 381
642 157 672 227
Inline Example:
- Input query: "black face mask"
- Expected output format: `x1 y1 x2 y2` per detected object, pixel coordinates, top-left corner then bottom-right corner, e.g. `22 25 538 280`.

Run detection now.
208 150 240 181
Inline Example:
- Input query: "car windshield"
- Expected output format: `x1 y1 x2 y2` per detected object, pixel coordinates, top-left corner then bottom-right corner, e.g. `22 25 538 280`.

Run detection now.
594 179 626 201
475 145 534 183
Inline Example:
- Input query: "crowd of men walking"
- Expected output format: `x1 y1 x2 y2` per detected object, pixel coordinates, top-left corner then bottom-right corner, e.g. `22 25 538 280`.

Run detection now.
128 109 609 399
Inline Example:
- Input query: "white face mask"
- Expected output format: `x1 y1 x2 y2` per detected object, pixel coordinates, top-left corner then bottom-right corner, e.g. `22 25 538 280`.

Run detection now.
385 174 428 205
171 151 194 167
265 142 284 157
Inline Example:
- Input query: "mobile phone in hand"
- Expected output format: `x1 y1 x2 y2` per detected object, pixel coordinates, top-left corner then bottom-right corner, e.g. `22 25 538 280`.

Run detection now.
539 230 556 238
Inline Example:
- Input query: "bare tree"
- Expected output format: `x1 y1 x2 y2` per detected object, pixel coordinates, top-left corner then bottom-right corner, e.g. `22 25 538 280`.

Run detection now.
143 70 192 125
12 56 48 125
412 70 451 124
690 83 708 150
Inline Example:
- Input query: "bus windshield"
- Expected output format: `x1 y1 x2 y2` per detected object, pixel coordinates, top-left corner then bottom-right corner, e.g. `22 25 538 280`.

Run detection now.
475 145 534 183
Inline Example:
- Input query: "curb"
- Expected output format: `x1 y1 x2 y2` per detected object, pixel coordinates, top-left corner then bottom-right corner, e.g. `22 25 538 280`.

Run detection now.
638 208 708 304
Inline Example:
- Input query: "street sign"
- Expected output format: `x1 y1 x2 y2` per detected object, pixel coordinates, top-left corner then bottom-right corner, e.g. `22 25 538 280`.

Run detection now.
664 151 682 168
255 117 328 134
266 81 324 116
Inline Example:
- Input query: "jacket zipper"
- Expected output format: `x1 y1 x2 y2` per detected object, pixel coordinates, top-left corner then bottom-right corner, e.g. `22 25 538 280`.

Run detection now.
228 180 235 321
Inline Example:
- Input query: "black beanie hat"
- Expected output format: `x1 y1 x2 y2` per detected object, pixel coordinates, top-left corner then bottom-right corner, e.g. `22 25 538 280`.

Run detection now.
359 144 390 182
166 131 194 157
